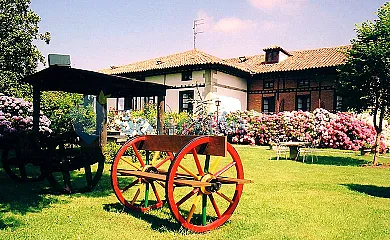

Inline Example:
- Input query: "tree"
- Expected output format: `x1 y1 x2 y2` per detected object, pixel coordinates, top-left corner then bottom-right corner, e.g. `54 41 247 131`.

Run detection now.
0 0 50 99
338 2 390 165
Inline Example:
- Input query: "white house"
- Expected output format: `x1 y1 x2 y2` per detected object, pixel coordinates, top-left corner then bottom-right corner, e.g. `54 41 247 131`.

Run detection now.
100 45 348 113
100 49 249 113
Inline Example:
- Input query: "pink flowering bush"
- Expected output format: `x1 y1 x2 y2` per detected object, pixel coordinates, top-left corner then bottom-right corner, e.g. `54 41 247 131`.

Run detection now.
0 93 52 140
219 108 387 152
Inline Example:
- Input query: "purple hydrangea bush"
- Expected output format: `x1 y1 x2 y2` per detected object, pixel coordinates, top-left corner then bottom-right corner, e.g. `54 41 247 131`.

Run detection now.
0 93 52 139
203 108 388 152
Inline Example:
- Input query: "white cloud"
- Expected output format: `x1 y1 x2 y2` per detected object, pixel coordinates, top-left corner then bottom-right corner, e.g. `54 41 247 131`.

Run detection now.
196 11 255 34
248 0 307 13
214 17 255 33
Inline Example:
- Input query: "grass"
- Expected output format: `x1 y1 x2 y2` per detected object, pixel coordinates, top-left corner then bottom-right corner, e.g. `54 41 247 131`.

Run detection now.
1 146 390 239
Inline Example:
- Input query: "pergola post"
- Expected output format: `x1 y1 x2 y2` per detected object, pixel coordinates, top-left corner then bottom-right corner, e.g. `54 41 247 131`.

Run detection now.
33 85 41 135
157 95 165 135
96 98 107 147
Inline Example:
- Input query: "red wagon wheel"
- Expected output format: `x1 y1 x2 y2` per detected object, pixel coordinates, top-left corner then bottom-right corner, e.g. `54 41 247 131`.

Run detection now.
111 136 174 212
166 136 244 232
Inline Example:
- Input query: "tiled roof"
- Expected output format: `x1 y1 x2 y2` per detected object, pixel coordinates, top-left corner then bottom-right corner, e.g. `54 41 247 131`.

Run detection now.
262 45 291 56
100 49 247 75
225 45 350 74
101 45 350 76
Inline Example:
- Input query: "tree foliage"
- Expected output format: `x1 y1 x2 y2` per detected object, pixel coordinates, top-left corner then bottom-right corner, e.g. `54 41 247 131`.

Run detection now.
40 92 96 135
338 2 390 165
0 0 50 99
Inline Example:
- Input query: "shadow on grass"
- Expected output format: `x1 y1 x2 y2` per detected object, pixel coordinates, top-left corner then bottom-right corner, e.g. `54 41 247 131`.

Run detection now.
41 170 114 198
0 215 22 230
301 155 369 166
342 184 390 198
0 167 60 230
0 162 113 230
103 203 182 232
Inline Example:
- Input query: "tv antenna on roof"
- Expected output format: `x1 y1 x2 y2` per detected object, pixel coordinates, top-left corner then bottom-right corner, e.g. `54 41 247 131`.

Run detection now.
193 19 204 49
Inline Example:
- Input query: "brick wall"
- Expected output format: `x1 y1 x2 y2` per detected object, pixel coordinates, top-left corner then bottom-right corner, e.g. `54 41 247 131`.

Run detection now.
320 90 334 111
247 70 338 112
248 93 262 111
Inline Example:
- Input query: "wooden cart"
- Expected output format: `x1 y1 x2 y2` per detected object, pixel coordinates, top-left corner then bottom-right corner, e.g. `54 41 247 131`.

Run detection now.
111 135 252 232
1 131 105 193
1 66 168 193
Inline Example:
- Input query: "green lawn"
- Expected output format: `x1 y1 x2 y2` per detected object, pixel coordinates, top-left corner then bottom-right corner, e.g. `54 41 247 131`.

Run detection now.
1 146 390 240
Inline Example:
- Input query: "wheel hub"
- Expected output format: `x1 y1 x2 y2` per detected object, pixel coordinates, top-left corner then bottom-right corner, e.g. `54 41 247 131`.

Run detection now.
200 174 222 194
142 165 158 173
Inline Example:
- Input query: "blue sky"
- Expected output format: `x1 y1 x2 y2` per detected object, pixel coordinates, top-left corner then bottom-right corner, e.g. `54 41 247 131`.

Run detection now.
31 0 386 71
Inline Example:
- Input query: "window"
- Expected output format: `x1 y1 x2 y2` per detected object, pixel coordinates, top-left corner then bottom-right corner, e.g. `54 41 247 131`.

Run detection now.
179 91 194 112
263 80 274 89
296 95 311 111
336 95 343 111
262 97 275 113
266 51 279 63
297 78 309 87
182 71 192 81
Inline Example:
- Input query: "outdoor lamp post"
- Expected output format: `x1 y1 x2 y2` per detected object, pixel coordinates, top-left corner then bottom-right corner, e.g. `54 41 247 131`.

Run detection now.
215 99 221 126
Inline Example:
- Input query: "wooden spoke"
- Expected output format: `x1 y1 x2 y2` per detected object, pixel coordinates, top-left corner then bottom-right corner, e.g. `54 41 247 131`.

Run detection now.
151 151 160 165
120 157 141 171
178 164 200 180
155 180 165 189
132 143 145 167
62 171 71 192
121 178 140 193
19 164 27 180
202 194 207 225
155 154 172 169
186 192 202 223
84 164 93 187
191 149 204 176
209 156 222 174
131 185 143 205
208 194 221 218
214 161 236 177
176 188 199 207
151 182 161 203
216 191 234 204
144 182 150 207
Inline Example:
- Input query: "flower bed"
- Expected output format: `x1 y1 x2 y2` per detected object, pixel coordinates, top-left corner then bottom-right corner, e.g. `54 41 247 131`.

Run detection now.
220 108 388 152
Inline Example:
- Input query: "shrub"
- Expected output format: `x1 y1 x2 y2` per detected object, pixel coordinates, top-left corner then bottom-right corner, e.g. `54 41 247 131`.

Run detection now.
70 104 96 134
40 91 84 134
164 111 191 134
102 141 122 163
222 108 388 152
0 93 52 139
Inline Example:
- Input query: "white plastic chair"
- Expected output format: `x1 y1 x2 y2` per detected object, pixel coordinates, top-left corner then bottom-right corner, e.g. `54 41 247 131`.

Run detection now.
298 144 318 162
270 142 288 160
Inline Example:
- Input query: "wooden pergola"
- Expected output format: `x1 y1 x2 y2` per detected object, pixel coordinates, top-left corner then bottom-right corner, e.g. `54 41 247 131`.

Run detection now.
22 66 167 144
